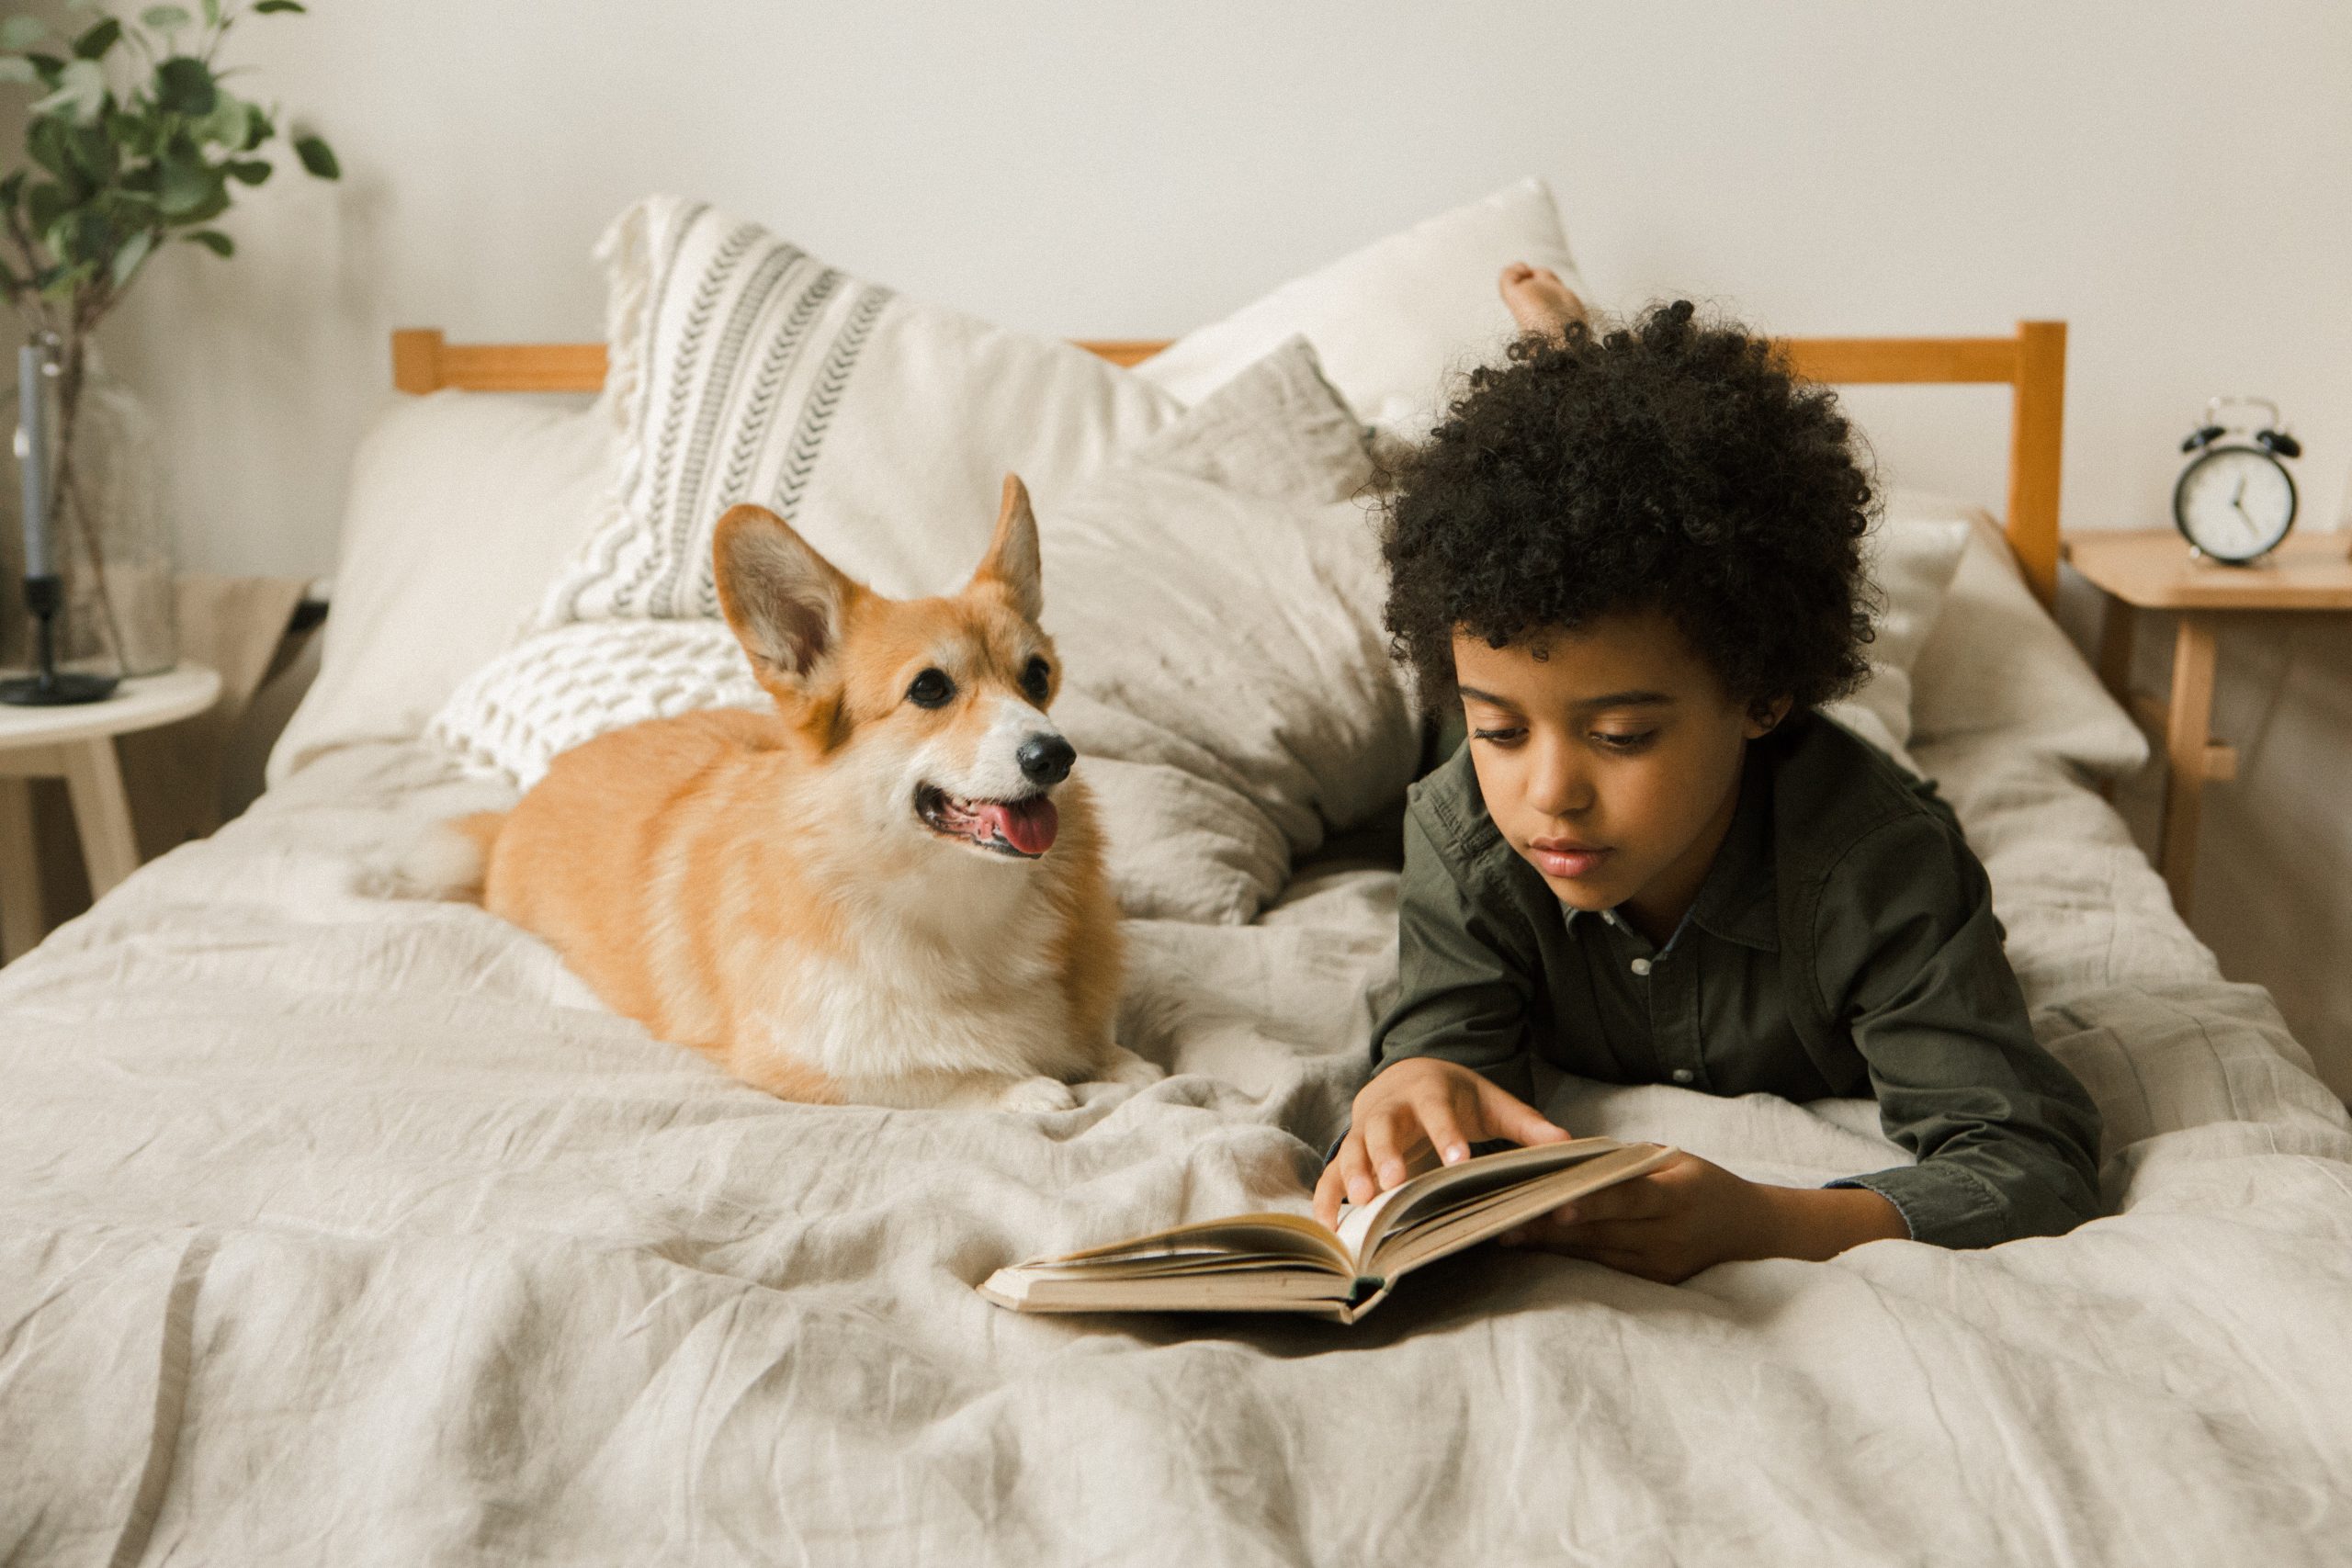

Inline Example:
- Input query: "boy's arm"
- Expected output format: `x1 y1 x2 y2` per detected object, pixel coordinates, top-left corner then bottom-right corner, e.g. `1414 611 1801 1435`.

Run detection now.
1814 815 2105 1248
1313 807 1559 1226
1367 806 1544 1098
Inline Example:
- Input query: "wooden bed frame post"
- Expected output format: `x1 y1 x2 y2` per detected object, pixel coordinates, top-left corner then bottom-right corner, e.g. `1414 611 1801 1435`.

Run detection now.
390 328 445 395
2007 321 2067 607
389 319 2069 607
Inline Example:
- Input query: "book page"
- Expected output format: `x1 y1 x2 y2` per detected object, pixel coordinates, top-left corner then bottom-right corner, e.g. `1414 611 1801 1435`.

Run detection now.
1033 1212 1354 1274
1368 1143 1678 1281
1333 1138 1637 1269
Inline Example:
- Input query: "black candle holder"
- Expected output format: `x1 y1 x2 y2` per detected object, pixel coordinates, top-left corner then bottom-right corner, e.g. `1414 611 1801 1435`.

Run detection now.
0 574 119 705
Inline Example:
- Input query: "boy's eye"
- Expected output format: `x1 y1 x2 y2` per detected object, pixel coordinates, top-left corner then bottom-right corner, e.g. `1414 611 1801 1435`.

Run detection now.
1021 656 1052 704
1592 729 1656 752
907 668 956 708
1471 727 1526 746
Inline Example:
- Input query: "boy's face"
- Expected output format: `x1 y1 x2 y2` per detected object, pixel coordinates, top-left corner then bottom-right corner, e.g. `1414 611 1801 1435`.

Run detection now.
1453 609 1786 933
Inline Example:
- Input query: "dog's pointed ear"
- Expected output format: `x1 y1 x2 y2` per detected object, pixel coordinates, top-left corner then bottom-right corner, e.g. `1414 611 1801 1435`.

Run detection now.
713 504 857 687
972 473 1043 622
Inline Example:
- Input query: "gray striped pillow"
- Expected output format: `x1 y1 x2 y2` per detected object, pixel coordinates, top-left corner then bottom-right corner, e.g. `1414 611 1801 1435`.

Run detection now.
539 197 1178 626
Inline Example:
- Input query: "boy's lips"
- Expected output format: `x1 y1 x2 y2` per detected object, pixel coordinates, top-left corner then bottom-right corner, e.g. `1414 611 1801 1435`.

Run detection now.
1528 838 1611 879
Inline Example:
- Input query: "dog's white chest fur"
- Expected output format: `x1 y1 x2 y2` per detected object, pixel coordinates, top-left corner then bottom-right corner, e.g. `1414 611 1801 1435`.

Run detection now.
738 852 1095 1109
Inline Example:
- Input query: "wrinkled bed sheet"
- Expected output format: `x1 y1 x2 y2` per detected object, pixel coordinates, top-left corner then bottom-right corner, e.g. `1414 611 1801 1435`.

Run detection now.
4 732 2349 1566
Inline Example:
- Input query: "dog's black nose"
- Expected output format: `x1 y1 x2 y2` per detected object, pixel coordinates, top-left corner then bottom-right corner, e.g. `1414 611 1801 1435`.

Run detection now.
1017 734 1076 786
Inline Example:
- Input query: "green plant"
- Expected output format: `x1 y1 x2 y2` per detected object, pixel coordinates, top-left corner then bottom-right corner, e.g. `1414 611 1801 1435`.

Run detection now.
0 0 337 345
0 0 334 654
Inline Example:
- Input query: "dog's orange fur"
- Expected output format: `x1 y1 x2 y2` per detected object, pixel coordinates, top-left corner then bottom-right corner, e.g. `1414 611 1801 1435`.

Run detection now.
465 478 1139 1111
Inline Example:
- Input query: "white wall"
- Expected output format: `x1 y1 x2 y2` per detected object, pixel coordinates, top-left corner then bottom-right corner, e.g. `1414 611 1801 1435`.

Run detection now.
84 0 2352 1088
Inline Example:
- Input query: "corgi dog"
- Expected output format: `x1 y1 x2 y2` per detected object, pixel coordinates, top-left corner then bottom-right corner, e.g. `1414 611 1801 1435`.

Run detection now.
455 476 1155 1111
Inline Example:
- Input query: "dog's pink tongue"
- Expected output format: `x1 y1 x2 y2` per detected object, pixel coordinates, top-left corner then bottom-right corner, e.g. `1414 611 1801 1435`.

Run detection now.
981 796 1059 855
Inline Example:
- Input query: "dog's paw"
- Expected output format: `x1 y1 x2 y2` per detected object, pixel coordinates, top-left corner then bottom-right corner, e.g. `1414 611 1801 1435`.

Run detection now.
996 1076 1080 1113
1102 1046 1165 1088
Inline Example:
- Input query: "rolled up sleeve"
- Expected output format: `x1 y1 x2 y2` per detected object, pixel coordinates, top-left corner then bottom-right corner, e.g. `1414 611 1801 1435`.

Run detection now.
1815 817 2104 1249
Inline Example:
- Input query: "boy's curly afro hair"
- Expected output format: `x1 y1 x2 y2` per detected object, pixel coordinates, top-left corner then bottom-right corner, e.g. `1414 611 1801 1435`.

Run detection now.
1381 299 1877 715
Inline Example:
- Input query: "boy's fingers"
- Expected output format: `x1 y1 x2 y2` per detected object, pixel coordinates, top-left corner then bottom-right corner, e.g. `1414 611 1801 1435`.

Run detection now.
1362 1109 1414 1192
1312 1161 1346 1228
1470 1078 1571 1146
1417 1089 1475 1167
1556 1176 1667 1224
1336 1137 1378 1210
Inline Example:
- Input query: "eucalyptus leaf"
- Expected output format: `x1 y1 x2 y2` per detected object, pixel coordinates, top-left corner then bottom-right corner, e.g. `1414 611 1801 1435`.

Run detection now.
0 56 40 85
72 17 122 59
154 55 216 117
109 227 154 287
0 17 48 51
292 132 336 179
197 90 252 147
141 6 196 31
223 157 270 185
27 121 74 182
156 152 217 215
254 1 308 11
25 180 69 233
183 228 232 256
31 58 107 126
202 0 221 23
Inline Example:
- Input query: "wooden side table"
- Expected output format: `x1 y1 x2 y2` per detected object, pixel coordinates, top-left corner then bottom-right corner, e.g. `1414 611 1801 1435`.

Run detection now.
0 662 220 962
2064 530 2352 918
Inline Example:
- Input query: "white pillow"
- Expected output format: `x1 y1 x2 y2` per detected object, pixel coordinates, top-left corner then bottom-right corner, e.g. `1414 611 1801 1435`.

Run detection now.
1909 507 2149 777
1136 178 1587 431
541 196 1179 626
267 390 612 784
1044 340 1419 923
1817 493 1974 773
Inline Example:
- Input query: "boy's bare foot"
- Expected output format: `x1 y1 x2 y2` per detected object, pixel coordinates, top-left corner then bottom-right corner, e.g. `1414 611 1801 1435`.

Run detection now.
1499 262 1588 339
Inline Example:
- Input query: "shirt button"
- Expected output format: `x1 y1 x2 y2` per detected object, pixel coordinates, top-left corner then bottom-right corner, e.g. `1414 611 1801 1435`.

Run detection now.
1629 957 1653 976
1671 1068 1695 1085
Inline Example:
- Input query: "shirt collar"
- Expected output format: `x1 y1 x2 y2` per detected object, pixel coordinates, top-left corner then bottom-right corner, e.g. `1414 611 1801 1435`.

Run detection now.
1685 756 1780 951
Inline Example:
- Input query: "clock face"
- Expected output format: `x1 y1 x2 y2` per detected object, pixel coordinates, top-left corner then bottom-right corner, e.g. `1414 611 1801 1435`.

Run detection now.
2175 445 2297 562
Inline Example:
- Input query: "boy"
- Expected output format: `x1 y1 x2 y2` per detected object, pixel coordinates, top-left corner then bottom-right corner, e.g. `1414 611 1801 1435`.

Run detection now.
1310 269 2101 1283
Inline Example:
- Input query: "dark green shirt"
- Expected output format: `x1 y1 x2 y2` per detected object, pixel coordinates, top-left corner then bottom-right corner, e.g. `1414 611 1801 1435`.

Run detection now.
1374 711 2102 1249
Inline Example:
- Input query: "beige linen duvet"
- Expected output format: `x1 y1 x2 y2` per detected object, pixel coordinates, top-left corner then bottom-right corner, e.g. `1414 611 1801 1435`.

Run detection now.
4 719 2350 1566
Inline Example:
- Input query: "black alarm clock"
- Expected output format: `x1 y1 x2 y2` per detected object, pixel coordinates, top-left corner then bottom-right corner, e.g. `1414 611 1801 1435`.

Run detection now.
2175 396 2300 565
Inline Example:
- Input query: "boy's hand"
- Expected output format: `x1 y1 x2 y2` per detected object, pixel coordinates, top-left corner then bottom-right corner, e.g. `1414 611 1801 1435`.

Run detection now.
1313 1058 1570 1229
1497 1153 1909 1284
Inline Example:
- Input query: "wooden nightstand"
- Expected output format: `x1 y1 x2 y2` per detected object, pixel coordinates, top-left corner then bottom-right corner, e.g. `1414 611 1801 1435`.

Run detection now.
0 662 220 961
2064 529 2352 918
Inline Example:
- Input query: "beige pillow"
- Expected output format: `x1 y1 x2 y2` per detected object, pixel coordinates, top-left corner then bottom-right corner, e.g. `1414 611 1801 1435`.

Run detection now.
1045 341 1419 923
267 391 612 784
1909 508 2148 777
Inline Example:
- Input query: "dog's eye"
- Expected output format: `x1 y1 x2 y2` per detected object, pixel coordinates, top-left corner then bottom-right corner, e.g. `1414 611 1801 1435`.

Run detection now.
907 668 955 709
1021 657 1051 704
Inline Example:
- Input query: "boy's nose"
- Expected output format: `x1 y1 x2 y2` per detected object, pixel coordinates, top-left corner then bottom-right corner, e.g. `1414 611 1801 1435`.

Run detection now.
1017 733 1075 786
1523 738 1594 818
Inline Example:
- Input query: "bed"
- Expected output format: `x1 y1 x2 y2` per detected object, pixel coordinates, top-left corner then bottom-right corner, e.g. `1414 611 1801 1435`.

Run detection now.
6 186 2351 1565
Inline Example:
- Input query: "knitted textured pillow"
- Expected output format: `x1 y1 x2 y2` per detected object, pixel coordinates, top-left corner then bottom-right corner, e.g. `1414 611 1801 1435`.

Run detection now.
429 618 760 790
538 196 1178 626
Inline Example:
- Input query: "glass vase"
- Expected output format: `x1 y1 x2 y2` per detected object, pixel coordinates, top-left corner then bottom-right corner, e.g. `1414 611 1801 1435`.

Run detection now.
0 340 176 678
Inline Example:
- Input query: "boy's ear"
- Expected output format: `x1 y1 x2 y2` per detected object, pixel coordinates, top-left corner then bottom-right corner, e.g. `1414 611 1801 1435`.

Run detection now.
1745 695 1796 739
971 473 1043 623
712 504 860 689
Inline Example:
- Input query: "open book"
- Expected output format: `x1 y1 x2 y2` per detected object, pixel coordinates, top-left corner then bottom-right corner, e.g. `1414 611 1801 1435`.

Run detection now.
978 1137 1677 1325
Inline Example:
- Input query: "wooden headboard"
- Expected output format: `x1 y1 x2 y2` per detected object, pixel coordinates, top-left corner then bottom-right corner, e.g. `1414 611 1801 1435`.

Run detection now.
389 320 2067 606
